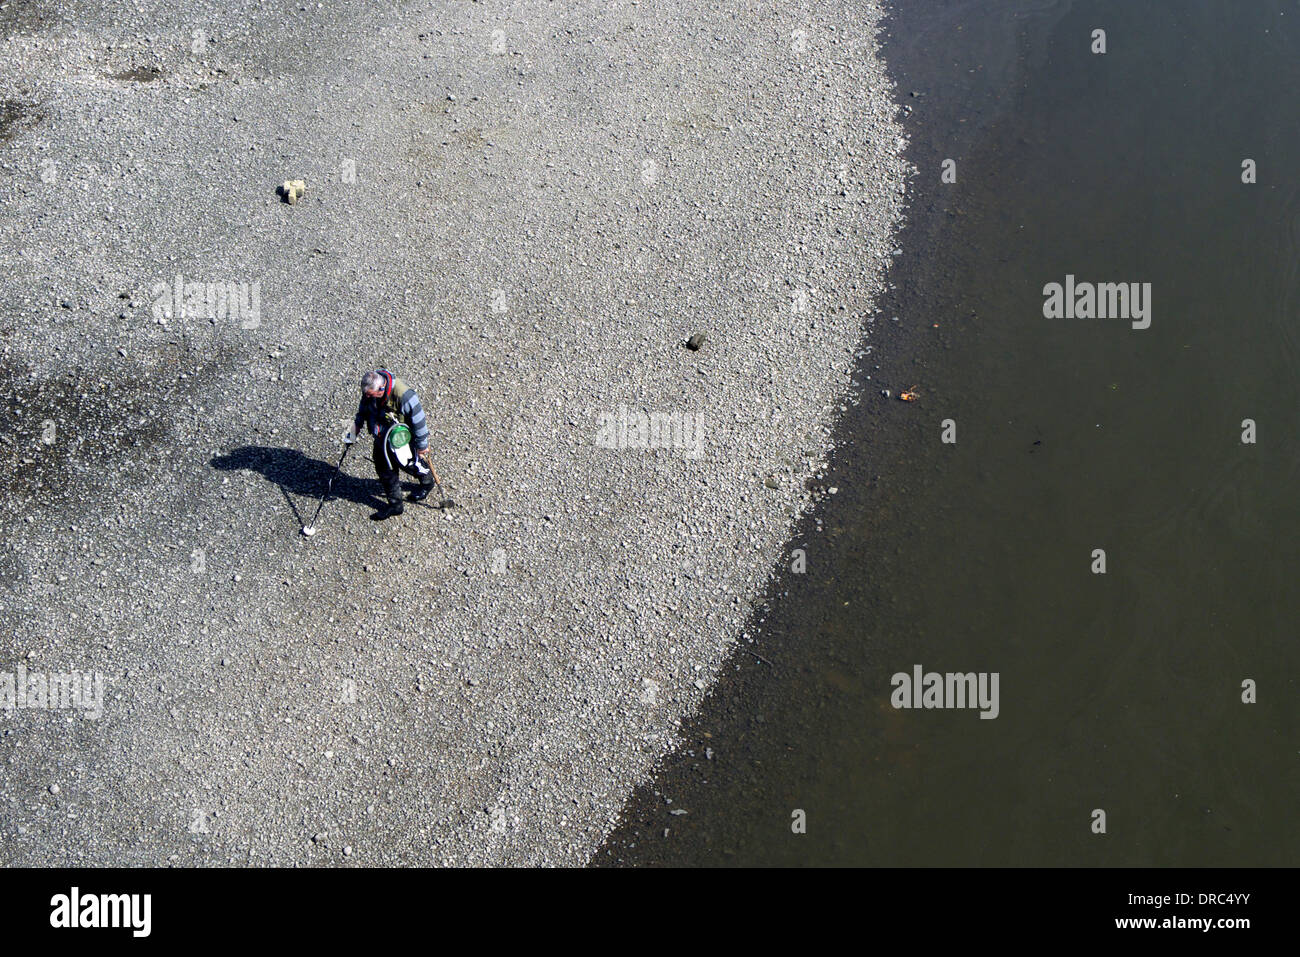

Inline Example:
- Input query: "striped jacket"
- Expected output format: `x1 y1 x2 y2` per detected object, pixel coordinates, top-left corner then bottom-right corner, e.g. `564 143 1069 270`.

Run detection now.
353 371 430 452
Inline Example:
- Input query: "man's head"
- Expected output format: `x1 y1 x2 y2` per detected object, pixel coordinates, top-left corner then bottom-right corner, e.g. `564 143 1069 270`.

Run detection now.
361 370 392 400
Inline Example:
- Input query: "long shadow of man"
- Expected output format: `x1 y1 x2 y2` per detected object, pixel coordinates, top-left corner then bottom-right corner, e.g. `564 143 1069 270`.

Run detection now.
211 445 385 527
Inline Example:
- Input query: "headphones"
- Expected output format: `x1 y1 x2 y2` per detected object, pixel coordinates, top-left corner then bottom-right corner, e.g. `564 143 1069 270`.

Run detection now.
366 369 394 400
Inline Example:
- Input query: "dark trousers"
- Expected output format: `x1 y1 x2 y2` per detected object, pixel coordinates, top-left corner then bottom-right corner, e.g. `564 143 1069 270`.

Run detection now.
372 430 434 504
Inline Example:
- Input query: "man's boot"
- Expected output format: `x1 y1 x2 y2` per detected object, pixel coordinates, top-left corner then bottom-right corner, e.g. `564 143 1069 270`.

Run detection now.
371 498 405 520
372 480 406 520
407 479 434 503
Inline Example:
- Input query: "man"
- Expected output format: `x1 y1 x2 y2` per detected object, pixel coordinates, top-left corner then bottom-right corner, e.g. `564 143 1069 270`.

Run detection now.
345 369 439 519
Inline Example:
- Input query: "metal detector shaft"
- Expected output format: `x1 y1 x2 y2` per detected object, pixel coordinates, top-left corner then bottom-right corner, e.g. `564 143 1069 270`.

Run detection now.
428 463 455 509
303 442 352 533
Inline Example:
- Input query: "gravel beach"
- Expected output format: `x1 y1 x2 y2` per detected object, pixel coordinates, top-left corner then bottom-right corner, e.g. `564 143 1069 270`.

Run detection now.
0 0 907 865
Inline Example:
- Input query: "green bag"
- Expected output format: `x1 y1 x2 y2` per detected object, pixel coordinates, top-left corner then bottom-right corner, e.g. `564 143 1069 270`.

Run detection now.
387 423 413 466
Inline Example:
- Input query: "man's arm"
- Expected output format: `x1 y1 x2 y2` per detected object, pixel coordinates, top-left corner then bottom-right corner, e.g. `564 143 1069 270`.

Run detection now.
399 387 430 452
354 395 377 438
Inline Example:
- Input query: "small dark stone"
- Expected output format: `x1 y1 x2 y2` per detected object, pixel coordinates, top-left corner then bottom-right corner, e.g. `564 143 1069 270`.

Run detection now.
685 333 705 351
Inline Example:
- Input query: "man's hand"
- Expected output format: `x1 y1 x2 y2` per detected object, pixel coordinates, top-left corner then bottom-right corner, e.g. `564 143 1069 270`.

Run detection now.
417 448 439 482
342 429 357 445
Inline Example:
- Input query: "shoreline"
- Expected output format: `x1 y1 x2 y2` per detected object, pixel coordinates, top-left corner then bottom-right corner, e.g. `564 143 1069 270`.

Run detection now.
595 0 1300 866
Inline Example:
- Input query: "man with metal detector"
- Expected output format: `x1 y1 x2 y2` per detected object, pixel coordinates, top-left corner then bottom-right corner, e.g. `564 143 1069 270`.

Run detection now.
346 369 442 520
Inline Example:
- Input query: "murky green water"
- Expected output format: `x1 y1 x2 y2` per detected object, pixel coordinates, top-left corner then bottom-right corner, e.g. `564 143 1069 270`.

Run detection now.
599 0 1299 866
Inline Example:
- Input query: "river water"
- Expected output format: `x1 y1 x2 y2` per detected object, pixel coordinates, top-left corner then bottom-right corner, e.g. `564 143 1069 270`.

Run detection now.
598 0 1299 866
